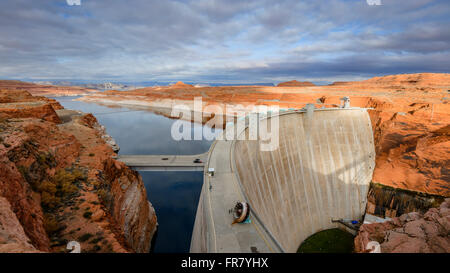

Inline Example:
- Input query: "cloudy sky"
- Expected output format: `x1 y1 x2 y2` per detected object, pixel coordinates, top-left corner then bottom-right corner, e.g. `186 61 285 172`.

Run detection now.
0 0 449 84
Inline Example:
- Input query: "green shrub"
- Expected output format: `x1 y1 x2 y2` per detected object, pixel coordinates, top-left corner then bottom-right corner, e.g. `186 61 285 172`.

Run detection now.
89 237 104 244
38 168 85 211
71 169 84 180
41 191 61 209
97 189 108 202
60 181 78 195
37 153 48 164
39 180 57 194
83 211 93 219
36 152 56 168
43 214 60 236
297 228 354 253
78 233 93 242
18 165 37 190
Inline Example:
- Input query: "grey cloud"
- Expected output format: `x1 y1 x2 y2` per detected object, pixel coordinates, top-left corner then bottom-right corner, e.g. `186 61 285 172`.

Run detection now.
224 52 450 83
0 0 448 82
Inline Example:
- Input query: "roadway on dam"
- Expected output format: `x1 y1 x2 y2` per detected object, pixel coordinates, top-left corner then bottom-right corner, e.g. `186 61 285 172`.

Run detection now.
190 137 280 253
117 153 208 171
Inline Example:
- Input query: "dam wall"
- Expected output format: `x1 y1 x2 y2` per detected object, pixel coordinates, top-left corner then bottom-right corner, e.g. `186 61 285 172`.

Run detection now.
233 109 376 252
190 108 376 253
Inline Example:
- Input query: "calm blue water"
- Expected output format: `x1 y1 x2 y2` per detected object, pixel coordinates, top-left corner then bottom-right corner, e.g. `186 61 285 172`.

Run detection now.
53 96 214 253
54 96 214 155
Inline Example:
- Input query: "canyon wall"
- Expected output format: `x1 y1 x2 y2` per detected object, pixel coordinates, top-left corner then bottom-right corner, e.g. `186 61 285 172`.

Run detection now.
0 197 40 253
102 158 157 253
0 89 156 252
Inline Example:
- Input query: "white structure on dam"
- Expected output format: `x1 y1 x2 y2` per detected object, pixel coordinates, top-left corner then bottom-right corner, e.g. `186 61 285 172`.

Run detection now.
190 107 376 253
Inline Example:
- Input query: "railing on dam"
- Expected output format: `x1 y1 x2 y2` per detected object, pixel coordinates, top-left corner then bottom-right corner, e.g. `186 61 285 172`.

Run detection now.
190 107 376 253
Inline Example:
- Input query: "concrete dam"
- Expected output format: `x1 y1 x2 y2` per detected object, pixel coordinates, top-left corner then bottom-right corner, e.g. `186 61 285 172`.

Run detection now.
190 107 376 253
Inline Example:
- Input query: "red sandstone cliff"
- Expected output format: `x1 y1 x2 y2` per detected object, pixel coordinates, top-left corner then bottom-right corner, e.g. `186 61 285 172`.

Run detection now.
102 159 157 253
0 89 156 253
362 73 450 87
0 197 40 253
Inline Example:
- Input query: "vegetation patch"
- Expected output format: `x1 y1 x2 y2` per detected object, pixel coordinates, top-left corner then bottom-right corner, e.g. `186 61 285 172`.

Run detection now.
297 228 354 253
43 214 61 236
92 245 101 252
17 162 87 237
40 168 84 210
78 233 93 242
83 211 93 219
89 236 104 244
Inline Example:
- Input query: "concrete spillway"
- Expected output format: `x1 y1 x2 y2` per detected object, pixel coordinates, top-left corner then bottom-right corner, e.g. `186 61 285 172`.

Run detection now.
191 108 375 253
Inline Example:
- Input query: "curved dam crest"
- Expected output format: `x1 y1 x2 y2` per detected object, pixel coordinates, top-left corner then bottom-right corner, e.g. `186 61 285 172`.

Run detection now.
191 108 376 253
234 109 375 252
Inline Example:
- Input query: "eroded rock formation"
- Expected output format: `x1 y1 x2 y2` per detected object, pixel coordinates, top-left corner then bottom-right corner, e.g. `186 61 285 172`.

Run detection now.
0 197 40 253
355 199 450 253
102 159 157 253
0 89 156 253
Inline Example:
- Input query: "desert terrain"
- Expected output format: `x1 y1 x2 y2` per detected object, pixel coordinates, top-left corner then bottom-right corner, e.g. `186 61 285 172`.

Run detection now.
0 72 448 253
79 73 450 198
0 80 97 97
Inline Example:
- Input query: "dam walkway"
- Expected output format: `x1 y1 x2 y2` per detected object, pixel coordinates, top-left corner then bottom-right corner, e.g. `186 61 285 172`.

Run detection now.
116 153 208 171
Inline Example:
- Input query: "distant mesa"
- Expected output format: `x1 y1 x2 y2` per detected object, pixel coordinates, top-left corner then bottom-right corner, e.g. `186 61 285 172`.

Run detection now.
329 73 450 86
0 80 95 96
171 81 194 88
362 73 450 86
277 80 316 87
328 81 351 86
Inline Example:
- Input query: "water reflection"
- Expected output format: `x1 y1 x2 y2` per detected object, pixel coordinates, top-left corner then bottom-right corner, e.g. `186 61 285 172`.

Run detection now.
53 96 211 253
54 96 215 155
141 171 203 253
